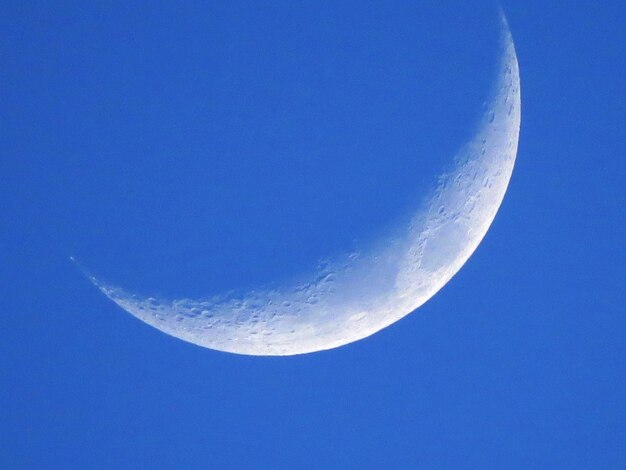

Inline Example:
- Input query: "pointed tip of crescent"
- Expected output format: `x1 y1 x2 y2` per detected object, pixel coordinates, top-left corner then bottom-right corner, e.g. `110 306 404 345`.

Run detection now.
70 255 88 276
70 257 109 294
497 4 510 26
497 7 516 50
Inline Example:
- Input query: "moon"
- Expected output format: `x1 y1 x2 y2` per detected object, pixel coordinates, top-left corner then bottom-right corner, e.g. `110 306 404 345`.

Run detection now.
85 13 521 356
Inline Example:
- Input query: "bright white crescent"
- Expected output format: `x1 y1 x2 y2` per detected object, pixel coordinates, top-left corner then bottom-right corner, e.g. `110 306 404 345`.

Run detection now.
86 14 521 356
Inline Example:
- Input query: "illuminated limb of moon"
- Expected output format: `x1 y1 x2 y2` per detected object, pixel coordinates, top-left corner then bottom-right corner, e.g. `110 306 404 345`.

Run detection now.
86 14 521 355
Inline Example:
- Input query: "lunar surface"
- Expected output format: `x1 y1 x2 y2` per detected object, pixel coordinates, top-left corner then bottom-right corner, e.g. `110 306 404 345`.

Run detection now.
86 14 521 356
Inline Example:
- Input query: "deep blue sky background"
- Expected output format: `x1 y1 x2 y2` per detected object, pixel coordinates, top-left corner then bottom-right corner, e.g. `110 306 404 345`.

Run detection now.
1 1 624 468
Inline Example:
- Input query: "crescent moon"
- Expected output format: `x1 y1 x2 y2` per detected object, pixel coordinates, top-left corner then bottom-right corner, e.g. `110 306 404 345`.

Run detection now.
85 13 521 356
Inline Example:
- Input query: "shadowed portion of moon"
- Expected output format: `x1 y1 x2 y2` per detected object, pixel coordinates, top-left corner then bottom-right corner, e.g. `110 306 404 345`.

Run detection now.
86 14 521 356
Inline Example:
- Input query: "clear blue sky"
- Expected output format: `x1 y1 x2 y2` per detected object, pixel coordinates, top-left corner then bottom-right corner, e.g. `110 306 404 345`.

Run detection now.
1 1 624 468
